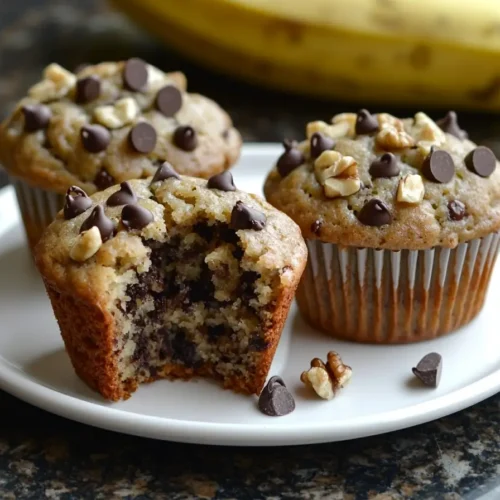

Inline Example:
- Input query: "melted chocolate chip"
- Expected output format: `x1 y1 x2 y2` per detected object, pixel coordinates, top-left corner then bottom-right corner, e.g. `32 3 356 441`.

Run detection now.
355 109 379 135
123 58 148 91
129 122 157 154
106 181 137 206
80 205 114 241
310 132 335 159
207 171 236 191
448 200 467 221
412 352 442 388
22 104 51 132
230 201 266 231
80 124 111 153
311 219 323 235
369 153 400 178
63 186 92 220
155 85 183 117
358 199 392 227
258 376 295 417
277 140 304 177
464 146 496 177
94 169 115 190
436 111 468 140
121 204 153 230
151 161 180 184
173 125 198 151
75 76 101 103
422 150 455 183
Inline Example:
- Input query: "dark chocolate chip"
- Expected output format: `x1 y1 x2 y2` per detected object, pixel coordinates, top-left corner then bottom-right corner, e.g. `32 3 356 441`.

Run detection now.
173 125 198 151
155 85 182 117
311 219 323 235
207 171 236 191
310 132 335 160
464 146 496 177
63 186 92 220
106 181 137 206
129 122 157 153
448 200 467 221
358 199 392 227
171 331 198 368
277 140 304 177
436 111 468 140
123 58 148 91
258 376 295 417
355 109 379 135
22 104 51 132
151 161 180 184
80 205 114 241
121 204 153 230
422 149 455 183
412 352 442 388
94 168 115 190
80 124 111 153
75 76 101 103
230 201 266 231
369 153 400 178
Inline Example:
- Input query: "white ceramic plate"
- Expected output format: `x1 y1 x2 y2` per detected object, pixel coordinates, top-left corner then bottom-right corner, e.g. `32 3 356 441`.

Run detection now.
1 143 500 446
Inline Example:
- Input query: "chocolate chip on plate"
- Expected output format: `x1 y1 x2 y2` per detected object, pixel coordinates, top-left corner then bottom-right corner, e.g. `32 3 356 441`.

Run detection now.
155 85 183 117
80 205 114 241
311 219 323 235
277 140 304 177
94 168 115 190
121 204 153 230
369 153 400 178
64 186 92 220
151 161 180 184
173 125 198 151
412 352 442 388
436 111 468 140
258 376 295 417
464 146 496 177
106 181 137 206
207 171 236 191
230 201 266 231
80 124 111 153
355 109 379 135
129 122 157 154
123 58 148 91
310 132 335 160
357 199 392 227
22 104 51 132
448 200 467 221
422 149 455 183
75 76 101 103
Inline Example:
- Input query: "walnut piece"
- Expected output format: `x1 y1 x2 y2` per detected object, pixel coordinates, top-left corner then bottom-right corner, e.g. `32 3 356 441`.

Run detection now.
28 63 77 101
324 177 361 198
70 226 103 262
413 112 446 146
314 150 360 199
331 112 356 135
94 97 139 129
376 126 415 150
397 174 425 204
306 120 351 140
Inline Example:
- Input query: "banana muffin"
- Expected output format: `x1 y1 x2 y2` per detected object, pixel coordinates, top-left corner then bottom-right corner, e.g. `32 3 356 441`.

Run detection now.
264 110 500 343
0 60 242 249
35 166 307 401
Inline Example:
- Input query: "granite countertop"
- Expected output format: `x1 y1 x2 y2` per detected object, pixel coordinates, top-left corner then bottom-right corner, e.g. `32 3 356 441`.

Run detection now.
2 1 500 499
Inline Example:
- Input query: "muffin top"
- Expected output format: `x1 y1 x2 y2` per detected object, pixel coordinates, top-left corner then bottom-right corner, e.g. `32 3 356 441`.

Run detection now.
0 60 241 194
264 110 500 250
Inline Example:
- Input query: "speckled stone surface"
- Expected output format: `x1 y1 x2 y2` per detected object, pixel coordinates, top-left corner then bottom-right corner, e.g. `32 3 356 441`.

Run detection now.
2 1 500 499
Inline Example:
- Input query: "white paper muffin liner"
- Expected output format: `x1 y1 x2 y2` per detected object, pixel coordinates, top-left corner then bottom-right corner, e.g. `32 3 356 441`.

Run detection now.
296 234 500 343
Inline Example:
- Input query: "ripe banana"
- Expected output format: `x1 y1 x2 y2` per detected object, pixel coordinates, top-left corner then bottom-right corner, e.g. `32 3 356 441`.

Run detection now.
111 0 500 111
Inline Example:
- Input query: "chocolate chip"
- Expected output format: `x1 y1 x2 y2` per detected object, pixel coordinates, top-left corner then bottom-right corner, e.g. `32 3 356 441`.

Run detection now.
207 171 236 191
22 104 51 132
129 122 157 153
311 219 323 235
277 140 304 177
75 76 101 103
230 201 266 231
358 199 392 227
121 204 153 230
80 205 114 241
151 161 180 184
448 200 467 221
355 109 379 135
94 168 115 190
106 181 137 206
258 376 295 417
123 58 148 91
436 111 468 140
155 85 183 117
173 125 198 151
63 186 92 220
412 352 442 388
464 146 496 177
80 124 111 153
369 153 400 178
310 132 335 159
422 149 455 183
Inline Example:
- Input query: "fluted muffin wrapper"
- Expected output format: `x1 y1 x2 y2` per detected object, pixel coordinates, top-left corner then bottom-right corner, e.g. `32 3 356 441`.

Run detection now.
297 234 500 343
10 177 63 251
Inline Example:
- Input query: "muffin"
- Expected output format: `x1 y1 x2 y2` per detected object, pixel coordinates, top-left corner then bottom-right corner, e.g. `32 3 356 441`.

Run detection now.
35 166 307 401
264 110 500 343
0 59 242 249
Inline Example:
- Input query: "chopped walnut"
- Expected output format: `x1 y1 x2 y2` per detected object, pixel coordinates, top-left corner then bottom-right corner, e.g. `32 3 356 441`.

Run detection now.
28 63 77 101
306 120 351 140
331 112 356 135
376 126 415 150
397 174 425 204
94 97 139 129
377 113 405 131
70 226 103 262
413 112 446 146
314 150 360 198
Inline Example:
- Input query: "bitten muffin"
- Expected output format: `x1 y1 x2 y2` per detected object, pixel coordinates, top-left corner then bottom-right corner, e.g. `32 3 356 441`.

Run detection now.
35 166 307 401
264 110 500 343
0 59 242 249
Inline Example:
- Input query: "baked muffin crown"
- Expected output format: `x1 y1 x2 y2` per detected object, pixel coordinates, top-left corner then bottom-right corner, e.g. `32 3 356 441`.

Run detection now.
0 60 241 194
264 110 500 250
